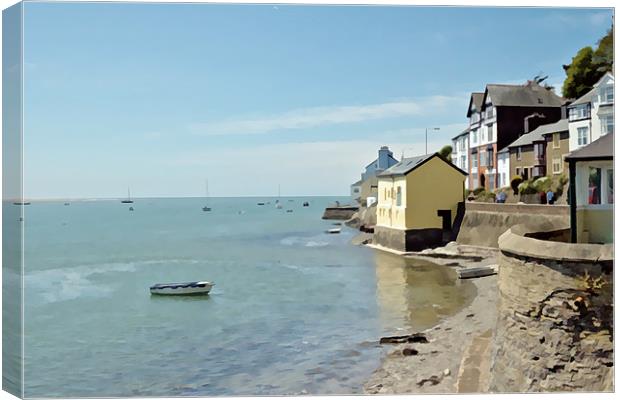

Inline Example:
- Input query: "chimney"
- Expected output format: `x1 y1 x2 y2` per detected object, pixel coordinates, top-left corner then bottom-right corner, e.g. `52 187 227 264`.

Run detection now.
523 113 546 134
377 146 393 170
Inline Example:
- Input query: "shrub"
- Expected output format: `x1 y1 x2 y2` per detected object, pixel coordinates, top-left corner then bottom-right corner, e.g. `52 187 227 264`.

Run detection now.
473 187 485 195
559 174 568 186
510 175 523 194
532 176 551 193
518 180 538 195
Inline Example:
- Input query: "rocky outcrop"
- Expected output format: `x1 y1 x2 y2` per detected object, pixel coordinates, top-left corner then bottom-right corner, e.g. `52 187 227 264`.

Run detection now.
490 228 613 392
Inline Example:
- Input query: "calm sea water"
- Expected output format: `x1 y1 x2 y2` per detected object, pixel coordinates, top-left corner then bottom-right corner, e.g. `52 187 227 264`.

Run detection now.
18 196 476 397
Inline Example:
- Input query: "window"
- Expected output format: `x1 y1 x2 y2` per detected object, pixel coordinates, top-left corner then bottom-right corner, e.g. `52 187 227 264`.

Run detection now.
488 173 495 190
602 86 614 104
552 157 562 174
462 137 467 150
569 105 590 121
480 152 486 167
601 115 614 135
607 169 613 204
396 187 402 206
486 107 494 120
516 167 521 177
553 132 560 148
517 147 522 160
588 167 601 205
472 154 478 168
577 127 589 146
534 143 545 161
487 125 494 142
486 149 493 167
461 155 466 170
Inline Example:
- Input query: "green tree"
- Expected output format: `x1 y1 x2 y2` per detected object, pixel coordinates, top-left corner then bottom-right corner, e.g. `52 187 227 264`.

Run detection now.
562 25 614 99
439 145 453 162
592 26 613 73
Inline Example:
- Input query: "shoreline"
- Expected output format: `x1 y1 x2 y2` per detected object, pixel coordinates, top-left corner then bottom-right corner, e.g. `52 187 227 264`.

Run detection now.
363 244 499 394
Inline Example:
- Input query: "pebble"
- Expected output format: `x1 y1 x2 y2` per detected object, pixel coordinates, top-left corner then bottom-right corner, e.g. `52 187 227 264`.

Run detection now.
443 368 451 376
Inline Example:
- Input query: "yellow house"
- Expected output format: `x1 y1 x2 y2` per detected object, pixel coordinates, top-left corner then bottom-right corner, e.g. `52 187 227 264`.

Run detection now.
566 133 613 244
374 153 468 251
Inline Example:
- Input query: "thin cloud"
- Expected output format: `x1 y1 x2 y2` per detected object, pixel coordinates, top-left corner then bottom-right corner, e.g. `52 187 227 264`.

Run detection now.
189 95 465 136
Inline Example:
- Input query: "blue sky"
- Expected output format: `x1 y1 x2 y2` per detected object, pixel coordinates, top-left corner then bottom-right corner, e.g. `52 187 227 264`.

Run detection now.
22 2 613 198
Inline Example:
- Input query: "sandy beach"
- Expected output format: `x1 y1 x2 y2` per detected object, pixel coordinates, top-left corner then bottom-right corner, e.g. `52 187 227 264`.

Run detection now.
364 244 499 394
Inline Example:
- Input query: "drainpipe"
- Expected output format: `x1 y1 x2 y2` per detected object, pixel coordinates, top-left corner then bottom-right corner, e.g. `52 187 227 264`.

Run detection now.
569 160 577 243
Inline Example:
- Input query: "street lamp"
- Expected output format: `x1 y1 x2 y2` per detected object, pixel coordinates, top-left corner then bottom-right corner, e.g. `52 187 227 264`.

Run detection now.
426 127 441 154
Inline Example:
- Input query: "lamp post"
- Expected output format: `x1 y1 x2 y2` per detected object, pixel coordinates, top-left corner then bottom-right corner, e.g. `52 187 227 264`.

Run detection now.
426 127 441 154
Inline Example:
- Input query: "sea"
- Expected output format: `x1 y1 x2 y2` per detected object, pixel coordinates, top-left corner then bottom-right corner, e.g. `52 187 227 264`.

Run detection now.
12 196 476 397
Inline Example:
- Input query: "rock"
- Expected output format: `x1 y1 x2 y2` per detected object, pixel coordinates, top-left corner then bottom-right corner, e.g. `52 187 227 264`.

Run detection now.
351 232 373 246
443 368 451 376
416 375 442 387
379 333 428 344
402 348 419 356
466 313 475 318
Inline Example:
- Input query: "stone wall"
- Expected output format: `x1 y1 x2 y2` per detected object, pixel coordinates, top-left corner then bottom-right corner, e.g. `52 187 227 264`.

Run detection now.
490 227 613 392
456 203 569 248
321 206 358 220
374 226 443 252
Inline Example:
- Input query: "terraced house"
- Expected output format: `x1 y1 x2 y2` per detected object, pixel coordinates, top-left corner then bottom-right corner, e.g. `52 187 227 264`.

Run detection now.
567 72 614 152
451 128 470 189
467 81 564 190
507 118 569 180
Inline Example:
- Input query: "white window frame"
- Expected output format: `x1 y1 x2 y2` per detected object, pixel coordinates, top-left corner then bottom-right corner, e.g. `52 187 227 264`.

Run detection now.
601 115 614 135
602 86 614 104
552 157 562 174
577 127 589 146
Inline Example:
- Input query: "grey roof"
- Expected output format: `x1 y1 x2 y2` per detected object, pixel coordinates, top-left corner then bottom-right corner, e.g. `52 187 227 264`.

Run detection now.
483 82 564 108
508 119 568 148
569 87 596 106
569 72 614 107
451 127 470 141
466 92 485 117
351 179 363 186
565 133 613 160
378 153 468 177
497 147 510 154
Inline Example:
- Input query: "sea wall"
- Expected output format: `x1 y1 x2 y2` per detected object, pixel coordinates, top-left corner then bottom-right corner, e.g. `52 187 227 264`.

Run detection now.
456 203 569 248
490 227 614 392
321 206 358 220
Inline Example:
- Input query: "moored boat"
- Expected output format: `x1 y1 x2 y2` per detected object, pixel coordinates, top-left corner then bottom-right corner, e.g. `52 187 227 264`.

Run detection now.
150 281 214 295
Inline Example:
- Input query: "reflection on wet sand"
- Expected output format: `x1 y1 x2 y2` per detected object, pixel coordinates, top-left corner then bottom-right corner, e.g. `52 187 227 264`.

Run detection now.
373 251 477 333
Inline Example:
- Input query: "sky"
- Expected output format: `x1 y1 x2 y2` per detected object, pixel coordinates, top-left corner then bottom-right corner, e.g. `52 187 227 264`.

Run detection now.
20 2 613 198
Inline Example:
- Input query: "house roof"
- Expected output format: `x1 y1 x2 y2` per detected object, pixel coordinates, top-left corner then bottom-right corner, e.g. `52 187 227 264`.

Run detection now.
364 153 399 169
351 179 363 186
508 119 569 148
466 92 485 117
569 72 615 107
378 153 468 177
451 127 470 141
497 147 510 154
482 82 564 109
565 133 613 161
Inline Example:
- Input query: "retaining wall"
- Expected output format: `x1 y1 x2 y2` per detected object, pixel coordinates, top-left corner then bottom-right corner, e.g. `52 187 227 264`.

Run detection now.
490 227 614 392
456 203 569 248
321 206 358 220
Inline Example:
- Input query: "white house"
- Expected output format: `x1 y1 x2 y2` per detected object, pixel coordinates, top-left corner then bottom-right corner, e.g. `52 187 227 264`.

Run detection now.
497 148 510 188
451 128 470 189
568 72 614 152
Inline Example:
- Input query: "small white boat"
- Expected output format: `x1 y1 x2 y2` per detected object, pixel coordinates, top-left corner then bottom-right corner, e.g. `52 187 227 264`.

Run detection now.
150 281 214 296
326 228 341 234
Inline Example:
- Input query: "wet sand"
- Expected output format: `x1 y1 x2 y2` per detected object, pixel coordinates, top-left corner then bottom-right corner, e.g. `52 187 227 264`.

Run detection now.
364 244 499 394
